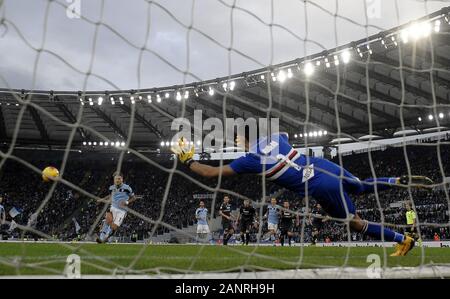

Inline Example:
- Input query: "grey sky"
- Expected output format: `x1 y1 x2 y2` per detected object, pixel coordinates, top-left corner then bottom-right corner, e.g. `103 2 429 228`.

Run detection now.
0 0 448 91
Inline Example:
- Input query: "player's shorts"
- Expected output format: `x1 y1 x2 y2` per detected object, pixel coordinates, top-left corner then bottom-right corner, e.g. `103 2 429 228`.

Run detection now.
197 224 210 234
312 218 324 230
110 206 127 227
268 222 278 231
279 222 294 234
222 220 234 231
309 159 357 220
240 220 253 232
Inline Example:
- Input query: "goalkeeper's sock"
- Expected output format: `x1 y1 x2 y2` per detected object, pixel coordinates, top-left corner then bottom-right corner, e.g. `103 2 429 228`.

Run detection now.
360 178 398 193
362 221 405 243
245 233 250 245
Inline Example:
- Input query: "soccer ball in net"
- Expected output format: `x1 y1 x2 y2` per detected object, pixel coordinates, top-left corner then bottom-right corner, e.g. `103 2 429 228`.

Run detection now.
42 166 60 182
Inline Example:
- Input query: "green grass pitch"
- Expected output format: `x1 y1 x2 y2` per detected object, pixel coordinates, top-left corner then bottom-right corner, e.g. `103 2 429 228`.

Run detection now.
1 242 450 276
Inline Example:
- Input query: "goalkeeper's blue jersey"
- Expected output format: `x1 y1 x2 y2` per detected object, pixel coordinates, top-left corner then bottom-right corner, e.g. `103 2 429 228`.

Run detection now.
229 133 318 197
109 183 134 211
229 133 360 219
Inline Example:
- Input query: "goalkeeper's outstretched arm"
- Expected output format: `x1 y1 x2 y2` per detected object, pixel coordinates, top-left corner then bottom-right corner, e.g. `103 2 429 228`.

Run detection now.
171 137 237 178
189 161 236 178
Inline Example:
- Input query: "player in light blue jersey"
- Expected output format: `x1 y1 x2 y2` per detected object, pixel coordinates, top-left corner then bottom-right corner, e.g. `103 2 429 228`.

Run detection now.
263 197 280 243
96 172 136 243
195 200 210 242
172 131 433 256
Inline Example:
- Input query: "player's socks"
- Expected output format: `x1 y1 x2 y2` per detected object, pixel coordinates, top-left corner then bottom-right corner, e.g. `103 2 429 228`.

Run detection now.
227 233 233 242
240 233 246 245
361 177 398 193
280 235 285 246
99 222 112 242
362 221 405 243
245 233 250 245
224 233 232 245
100 221 111 235
100 228 111 242
288 236 292 246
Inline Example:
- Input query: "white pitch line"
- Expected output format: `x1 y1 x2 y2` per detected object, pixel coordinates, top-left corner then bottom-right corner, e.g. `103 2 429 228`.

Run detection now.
2 265 450 279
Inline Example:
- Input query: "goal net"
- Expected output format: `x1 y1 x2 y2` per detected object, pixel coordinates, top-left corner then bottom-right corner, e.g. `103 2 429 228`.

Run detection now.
0 0 450 279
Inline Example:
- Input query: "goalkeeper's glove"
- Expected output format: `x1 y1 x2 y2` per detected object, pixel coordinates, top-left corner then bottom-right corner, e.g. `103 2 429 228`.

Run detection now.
171 137 195 167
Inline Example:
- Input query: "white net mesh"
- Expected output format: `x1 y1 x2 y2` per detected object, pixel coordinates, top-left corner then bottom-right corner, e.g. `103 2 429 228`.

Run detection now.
0 0 450 278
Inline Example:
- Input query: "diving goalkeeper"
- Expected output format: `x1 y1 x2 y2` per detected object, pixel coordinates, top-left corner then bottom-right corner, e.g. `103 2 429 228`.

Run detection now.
171 132 433 256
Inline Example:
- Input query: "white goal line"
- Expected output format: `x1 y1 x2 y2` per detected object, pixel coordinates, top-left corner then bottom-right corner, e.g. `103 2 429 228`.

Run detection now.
2 265 450 279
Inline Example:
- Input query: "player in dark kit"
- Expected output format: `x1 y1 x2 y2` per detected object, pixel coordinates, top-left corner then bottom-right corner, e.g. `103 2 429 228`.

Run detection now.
310 203 327 245
237 199 256 245
219 195 234 245
279 200 299 246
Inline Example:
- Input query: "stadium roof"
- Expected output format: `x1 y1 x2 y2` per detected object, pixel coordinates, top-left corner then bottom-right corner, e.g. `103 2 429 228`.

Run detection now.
0 7 450 151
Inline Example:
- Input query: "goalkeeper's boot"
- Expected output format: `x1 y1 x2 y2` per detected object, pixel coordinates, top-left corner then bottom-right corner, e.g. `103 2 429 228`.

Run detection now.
398 175 434 189
390 236 415 256
390 243 402 257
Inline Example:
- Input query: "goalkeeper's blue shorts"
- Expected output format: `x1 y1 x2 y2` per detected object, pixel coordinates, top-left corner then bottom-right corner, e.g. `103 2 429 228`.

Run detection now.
308 158 394 220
